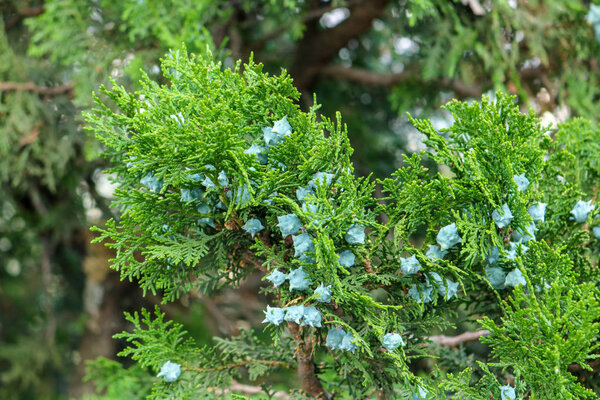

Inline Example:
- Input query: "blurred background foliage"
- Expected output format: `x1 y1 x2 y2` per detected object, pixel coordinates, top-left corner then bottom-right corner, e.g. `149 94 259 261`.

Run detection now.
1 0 600 398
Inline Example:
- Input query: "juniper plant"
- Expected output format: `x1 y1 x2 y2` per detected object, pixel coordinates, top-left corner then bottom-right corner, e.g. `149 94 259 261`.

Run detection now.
86 48 600 399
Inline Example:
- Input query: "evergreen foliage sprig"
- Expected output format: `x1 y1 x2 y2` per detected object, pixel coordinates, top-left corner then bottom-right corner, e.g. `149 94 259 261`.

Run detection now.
87 48 600 399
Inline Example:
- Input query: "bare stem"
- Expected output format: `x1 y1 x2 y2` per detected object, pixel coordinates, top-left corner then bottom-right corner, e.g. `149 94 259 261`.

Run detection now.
426 330 490 348
0 81 73 97
184 358 294 374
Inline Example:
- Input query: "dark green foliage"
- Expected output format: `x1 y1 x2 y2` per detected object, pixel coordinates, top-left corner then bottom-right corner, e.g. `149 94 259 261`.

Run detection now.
84 358 154 400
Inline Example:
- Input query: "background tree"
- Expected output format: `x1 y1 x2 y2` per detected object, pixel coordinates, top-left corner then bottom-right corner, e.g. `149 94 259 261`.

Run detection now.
2 0 600 398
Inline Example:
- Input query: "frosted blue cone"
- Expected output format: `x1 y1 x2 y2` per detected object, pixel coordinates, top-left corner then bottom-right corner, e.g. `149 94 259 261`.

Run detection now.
296 186 314 202
308 172 335 190
272 116 292 136
300 305 322 328
486 266 506 289
506 241 529 260
436 223 461 250
492 204 513 228
170 112 185 128
265 269 288 287
314 283 332 303
426 272 443 286
425 244 447 261
245 143 268 165
202 175 215 189
442 279 459 300
408 284 434 304
283 305 305 324
571 200 595 223
263 191 278 206
527 202 546 222
217 170 229 186
292 233 315 262
197 204 215 228
301 202 318 215
188 172 203 182
326 328 346 350
512 222 536 243
340 332 358 353
242 218 264 238
586 4 600 26
412 386 428 400
141 172 163 193
400 255 421 275
262 306 285 325
263 127 280 147
277 214 302 236
234 185 251 205
500 385 516 400
513 173 530 192
337 250 356 268
485 246 500 264
382 333 404 351
157 361 181 382
345 224 365 245
504 268 526 288
288 267 311 291
180 188 204 202
586 2 600 40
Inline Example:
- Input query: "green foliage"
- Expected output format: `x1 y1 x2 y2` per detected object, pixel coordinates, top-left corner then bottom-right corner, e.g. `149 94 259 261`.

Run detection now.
0 3 90 398
83 358 153 400
88 47 600 398
481 280 600 399
0 15 81 190
5 1 600 399
0 336 62 400
441 363 523 400
87 307 296 399
114 307 196 371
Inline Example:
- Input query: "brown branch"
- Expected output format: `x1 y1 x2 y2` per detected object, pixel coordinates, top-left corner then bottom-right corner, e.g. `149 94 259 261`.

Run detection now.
0 81 73 97
241 249 267 272
19 122 42 146
319 65 483 99
41 238 57 344
568 359 600 374
213 381 291 399
318 58 548 101
5 6 45 30
291 0 391 92
288 322 330 399
189 290 236 335
186 358 294 374
438 77 484 99
427 330 490 348
320 65 412 86
519 64 545 80
461 0 486 16
251 0 363 52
